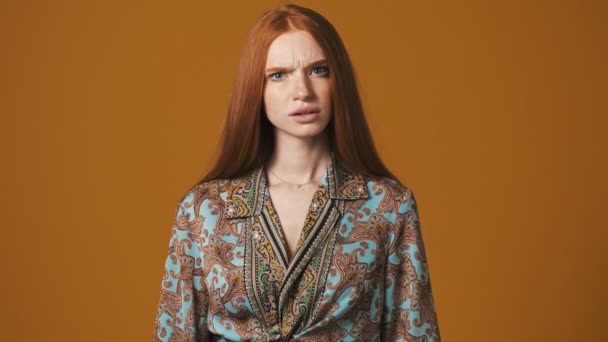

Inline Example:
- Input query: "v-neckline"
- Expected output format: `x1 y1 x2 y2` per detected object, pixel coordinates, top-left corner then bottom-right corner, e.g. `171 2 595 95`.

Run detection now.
262 167 328 265
242 155 350 332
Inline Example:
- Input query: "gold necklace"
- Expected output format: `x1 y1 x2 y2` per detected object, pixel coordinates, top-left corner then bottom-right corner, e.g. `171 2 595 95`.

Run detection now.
268 168 320 189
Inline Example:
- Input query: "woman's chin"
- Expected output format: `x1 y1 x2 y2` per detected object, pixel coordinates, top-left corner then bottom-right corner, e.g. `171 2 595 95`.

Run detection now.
275 125 329 140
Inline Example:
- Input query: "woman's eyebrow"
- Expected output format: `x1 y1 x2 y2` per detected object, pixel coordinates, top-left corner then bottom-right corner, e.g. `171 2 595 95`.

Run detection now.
265 59 328 73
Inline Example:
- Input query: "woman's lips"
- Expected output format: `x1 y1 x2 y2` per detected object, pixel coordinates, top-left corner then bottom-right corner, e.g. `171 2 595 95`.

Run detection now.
291 111 319 116
288 107 320 116
289 111 320 123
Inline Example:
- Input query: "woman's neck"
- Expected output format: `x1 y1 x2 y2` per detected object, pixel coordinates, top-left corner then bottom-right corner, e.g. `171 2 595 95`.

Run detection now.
266 132 331 186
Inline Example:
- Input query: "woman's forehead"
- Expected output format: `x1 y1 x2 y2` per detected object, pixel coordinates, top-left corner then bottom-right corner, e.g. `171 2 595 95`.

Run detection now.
265 30 326 68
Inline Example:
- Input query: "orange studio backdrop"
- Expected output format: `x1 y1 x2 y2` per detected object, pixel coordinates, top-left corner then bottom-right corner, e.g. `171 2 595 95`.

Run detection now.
0 0 606 341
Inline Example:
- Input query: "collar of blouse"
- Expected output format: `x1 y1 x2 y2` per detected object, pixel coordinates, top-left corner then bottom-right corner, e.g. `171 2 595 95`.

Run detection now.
223 152 369 220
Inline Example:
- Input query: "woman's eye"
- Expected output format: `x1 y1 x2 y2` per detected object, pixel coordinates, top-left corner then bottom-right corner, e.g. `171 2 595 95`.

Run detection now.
269 72 284 80
311 66 329 76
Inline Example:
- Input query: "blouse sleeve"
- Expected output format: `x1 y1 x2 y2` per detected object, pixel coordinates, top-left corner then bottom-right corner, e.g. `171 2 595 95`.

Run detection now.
153 191 209 342
381 187 441 341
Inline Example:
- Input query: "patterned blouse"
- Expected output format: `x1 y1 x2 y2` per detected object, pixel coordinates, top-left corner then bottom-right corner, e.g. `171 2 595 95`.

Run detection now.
154 153 441 341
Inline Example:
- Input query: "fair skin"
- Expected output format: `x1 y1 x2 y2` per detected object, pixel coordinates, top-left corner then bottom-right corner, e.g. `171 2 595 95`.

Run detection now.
262 29 333 261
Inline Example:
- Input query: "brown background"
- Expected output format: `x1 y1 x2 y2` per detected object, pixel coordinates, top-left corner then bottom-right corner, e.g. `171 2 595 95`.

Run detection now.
1 0 606 340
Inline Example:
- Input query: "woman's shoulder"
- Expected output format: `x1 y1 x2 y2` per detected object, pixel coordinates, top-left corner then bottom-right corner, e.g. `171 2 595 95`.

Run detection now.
365 175 415 202
363 175 421 219
176 176 250 214
178 177 233 204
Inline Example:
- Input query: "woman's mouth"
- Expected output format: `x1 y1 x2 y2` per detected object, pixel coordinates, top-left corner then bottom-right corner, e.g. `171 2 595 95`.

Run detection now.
289 107 321 116
289 110 320 123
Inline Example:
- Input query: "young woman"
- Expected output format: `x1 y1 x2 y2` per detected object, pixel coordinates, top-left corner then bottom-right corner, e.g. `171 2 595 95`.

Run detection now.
154 4 441 341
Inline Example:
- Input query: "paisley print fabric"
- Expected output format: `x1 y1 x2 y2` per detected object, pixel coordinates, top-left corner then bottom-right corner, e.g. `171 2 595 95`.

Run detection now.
154 153 441 341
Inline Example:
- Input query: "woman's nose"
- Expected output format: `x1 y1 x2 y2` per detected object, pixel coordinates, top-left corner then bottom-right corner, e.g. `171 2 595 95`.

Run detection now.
292 70 313 100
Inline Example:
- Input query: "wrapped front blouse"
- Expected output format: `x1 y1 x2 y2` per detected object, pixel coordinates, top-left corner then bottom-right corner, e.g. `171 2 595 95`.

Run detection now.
153 154 441 341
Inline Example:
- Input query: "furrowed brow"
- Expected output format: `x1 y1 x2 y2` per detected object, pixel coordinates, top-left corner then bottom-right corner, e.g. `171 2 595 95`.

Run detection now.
265 59 328 74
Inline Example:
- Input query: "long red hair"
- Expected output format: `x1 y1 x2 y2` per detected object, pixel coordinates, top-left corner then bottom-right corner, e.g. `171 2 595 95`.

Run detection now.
197 3 401 186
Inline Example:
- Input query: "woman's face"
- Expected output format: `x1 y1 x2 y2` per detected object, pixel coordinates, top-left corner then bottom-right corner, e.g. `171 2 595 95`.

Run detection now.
263 30 332 139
